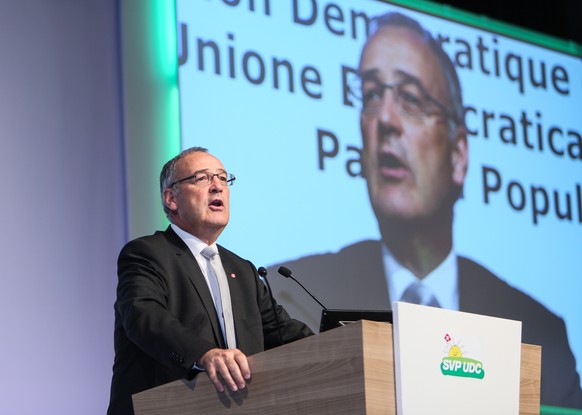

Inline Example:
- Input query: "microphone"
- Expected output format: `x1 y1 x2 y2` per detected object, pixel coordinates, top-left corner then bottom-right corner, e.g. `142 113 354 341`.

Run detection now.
258 266 284 346
277 266 327 310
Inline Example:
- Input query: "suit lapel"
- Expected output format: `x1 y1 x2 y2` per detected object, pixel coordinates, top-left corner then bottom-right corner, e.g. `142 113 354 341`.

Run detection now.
457 256 489 315
357 240 391 308
372 241 391 306
164 226 226 347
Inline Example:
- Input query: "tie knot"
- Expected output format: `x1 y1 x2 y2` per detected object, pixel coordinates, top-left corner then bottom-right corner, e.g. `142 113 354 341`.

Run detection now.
401 281 440 308
201 245 218 260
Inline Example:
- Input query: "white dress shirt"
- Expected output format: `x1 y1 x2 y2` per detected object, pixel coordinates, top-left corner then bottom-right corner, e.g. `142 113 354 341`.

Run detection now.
382 243 459 311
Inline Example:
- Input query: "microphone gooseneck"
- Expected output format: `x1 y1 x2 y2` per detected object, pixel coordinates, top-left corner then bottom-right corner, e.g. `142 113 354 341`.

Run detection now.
277 266 328 310
258 266 284 346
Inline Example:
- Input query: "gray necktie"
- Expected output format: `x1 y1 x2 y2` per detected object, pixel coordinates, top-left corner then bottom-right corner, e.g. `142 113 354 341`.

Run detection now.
400 281 441 308
201 245 236 348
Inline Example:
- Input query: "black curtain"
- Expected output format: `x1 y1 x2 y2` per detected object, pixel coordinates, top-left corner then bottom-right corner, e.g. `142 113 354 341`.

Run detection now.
442 0 581 45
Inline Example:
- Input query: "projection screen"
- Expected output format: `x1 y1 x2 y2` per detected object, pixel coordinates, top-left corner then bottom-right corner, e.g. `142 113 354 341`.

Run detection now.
176 0 582 409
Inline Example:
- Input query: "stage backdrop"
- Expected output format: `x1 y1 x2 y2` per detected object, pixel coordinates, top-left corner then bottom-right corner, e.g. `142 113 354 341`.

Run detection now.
0 1 124 414
176 0 582 404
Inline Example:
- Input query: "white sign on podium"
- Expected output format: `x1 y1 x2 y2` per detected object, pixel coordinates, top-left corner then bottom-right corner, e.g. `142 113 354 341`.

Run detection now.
393 302 522 414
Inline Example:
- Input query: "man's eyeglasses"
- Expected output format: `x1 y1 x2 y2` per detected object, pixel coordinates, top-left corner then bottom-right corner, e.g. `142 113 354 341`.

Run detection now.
169 171 236 188
349 75 460 124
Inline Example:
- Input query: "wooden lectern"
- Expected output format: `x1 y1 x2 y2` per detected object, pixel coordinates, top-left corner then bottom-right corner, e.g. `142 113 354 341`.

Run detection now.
133 320 541 415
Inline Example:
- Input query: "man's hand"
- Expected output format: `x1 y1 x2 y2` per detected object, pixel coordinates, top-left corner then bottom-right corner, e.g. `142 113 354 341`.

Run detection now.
197 348 251 393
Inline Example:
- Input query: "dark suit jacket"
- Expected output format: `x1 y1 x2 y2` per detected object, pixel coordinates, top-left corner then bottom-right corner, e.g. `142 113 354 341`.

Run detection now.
268 239 582 409
108 226 312 415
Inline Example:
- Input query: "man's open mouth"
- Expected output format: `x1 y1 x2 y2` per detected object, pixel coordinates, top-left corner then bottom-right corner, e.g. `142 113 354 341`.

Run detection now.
379 153 405 169
378 153 408 180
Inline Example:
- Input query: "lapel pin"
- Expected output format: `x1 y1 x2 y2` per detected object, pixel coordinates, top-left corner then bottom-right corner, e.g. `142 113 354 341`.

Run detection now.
230 273 236 279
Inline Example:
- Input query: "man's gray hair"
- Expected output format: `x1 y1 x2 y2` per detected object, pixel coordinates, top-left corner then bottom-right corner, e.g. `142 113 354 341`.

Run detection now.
366 12 464 132
159 146 208 218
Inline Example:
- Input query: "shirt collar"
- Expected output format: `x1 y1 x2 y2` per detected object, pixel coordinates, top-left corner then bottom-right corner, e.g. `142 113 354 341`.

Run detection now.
171 223 215 257
382 243 459 311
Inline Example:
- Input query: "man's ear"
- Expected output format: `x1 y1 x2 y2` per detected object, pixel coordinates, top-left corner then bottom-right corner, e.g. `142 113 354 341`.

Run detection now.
163 187 177 214
451 125 468 188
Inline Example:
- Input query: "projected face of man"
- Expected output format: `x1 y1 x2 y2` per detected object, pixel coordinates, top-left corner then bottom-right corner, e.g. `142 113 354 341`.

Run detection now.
360 25 467 229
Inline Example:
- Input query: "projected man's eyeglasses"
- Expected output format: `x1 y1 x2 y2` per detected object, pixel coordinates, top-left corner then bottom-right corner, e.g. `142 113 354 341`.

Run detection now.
349 75 460 125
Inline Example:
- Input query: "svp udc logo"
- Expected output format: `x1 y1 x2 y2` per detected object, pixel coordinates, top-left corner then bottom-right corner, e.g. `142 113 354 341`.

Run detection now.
440 333 485 379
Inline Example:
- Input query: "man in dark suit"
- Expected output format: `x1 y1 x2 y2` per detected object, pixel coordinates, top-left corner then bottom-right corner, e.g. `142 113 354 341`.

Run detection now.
107 147 312 415
269 12 582 408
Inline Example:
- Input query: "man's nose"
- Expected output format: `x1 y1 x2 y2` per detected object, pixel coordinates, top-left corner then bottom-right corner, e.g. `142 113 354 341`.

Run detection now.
375 90 404 137
209 175 224 191
378 89 402 123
